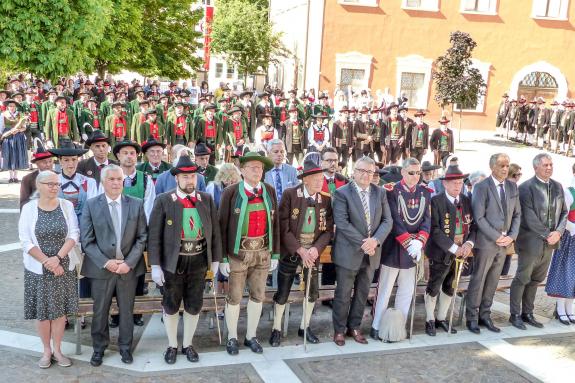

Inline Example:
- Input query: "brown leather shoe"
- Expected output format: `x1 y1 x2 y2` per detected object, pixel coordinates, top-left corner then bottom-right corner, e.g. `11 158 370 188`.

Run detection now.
333 332 346 346
346 328 368 344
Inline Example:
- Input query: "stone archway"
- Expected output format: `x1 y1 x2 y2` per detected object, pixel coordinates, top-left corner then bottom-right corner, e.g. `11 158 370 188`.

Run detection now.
518 71 558 102
509 61 567 101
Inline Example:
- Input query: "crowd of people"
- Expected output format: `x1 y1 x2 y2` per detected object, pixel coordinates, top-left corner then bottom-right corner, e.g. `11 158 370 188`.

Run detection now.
8 74 575 371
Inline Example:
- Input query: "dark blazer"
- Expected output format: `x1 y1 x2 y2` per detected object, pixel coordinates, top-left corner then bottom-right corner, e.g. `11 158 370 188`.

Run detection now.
147 191 222 273
472 176 521 250
80 194 148 279
427 192 476 265
332 182 392 271
405 122 429 150
279 185 333 258
516 176 567 255
429 128 454 153
219 182 281 260
20 170 39 210
77 157 119 185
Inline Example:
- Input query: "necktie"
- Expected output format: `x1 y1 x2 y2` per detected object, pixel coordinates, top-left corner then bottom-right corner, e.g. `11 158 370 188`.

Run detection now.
186 195 196 207
359 189 371 235
498 183 508 222
98 163 105 170
109 201 123 260
454 198 459 207
274 168 283 202
306 196 316 207
124 175 136 187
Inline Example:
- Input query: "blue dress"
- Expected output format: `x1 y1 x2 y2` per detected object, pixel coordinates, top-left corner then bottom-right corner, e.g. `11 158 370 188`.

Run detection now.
1 113 29 170
546 187 575 298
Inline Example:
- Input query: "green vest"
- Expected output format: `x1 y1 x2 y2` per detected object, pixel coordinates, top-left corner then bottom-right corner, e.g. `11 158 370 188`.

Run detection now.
302 207 316 234
123 170 146 199
182 207 203 239
455 207 463 235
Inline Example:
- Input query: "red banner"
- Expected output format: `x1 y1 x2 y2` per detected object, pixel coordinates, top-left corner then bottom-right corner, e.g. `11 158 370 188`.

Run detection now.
203 5 214 71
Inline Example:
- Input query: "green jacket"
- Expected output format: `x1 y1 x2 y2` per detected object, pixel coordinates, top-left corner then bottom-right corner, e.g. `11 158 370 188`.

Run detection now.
166 113 193 145
139 120 166 144
45 107 79 145
40 100 55 129
193 116 222 145
223 118 248 146
79 108 103 136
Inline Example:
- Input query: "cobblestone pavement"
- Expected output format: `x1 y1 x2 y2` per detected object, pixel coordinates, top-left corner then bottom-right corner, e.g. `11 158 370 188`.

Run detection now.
286 342 541 383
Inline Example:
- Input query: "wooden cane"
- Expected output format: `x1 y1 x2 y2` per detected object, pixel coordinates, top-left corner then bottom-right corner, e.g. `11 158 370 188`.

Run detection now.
448 257 466 336
303 264 313 352
409 262 419 342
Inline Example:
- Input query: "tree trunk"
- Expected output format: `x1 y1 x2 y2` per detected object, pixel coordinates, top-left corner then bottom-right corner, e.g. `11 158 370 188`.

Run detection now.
458 107 462 143
96 63 107 82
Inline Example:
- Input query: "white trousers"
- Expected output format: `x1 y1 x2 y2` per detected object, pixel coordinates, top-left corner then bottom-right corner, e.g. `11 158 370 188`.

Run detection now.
372 265 416 330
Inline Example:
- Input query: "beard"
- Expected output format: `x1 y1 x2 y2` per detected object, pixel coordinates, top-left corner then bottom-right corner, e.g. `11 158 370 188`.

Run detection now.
178 183 195 195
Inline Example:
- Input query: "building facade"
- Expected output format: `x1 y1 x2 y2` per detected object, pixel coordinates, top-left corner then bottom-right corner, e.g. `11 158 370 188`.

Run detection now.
310 0 574 131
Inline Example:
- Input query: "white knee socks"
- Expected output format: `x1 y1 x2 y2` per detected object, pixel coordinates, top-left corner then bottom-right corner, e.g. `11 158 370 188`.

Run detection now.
163 312 180 348
437 291 452 321
300 300 315 330
225 303 241 340
424 293 437 322
566 299 574 316
182 312 199 348
246 300 262 339
272 303 286 331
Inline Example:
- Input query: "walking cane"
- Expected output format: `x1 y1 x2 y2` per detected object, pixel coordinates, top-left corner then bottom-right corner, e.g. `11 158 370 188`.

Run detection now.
448 257 467 336
409 262 419 343
303 264 313 352
208 270 222 345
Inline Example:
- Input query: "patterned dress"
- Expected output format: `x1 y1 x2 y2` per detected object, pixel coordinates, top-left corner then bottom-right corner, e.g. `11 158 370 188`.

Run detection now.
24 206 78 320
1 111 29 170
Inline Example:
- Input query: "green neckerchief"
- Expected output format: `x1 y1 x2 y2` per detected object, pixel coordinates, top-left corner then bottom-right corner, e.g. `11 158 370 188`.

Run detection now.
228 180 276 262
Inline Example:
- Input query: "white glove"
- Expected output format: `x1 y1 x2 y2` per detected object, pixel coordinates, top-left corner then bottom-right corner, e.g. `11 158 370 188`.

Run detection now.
409 239 423 253
81 133 88 141
413 250 422 262
269 259 278 271
46 140 54 149
219 262 230 277
211 261 220 275
151 265 165 287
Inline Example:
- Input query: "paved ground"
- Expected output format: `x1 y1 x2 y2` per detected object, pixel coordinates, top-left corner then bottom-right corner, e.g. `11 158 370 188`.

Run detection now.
1 130 575 382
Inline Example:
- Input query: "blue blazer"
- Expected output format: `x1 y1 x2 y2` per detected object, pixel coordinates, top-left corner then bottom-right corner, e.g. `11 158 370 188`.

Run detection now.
264 163 300 201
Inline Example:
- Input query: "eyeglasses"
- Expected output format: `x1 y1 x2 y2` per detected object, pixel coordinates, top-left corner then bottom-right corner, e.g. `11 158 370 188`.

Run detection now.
355 168 375 176
40 182 61 188
407 171 422 176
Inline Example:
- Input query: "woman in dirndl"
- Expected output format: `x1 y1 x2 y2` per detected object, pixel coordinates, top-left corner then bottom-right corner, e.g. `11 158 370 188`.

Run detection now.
546 167 575 325
1 99 29 182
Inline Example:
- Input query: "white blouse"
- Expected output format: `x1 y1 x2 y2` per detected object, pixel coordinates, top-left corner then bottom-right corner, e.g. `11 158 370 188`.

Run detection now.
19 198 80 274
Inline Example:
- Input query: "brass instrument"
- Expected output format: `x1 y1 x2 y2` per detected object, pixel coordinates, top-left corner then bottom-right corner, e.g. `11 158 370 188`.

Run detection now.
448 257 467 335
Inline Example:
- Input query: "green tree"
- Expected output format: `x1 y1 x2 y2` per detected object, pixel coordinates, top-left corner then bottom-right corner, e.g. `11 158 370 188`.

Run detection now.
211 0 283 83
0 0 111 80
433 31 486 141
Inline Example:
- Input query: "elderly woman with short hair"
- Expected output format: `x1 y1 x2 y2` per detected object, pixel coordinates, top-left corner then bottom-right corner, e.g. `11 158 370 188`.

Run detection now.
205 163 242 208
19 170 80 368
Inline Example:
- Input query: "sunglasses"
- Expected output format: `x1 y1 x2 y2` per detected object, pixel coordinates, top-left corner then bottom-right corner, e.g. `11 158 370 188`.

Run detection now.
407 171 422 176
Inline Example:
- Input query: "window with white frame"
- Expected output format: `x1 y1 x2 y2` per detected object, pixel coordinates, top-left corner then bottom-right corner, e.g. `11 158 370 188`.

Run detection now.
454 59 491 113
396 55 433 109
460 0 498 14
532 0 569 19
226 66 235 79
402 0 440 11
335 52 373 91
215 63 224 78
338 0 378 7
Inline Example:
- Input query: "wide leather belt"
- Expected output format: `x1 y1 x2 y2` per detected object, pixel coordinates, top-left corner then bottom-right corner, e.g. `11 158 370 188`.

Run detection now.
179 238 206 256
240 235 268 251
299 233 315 249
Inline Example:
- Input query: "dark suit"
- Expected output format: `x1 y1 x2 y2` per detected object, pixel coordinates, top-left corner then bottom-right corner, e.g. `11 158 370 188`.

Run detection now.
510 177 567 315
466 176 521 321
77 157 119 186
331 182 392 333
80 194 148 353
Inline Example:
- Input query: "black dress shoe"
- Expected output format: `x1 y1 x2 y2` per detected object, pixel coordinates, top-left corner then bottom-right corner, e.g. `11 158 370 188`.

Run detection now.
119 350 133 364
109 316 119 328
466 320 480 334
133 315 145 326
555 312 571 326
568 314 575 324
521 313 543 328
244 337 263 353
182 346 199 362
269 329 282 347
369 327 380 340
425 320 436 336
90 351 103 367
436 320 457 334
478 318 501 333
509 314 527 330
322 299 333 308
164 347 177 364
226 338 240 355
298 327 320 344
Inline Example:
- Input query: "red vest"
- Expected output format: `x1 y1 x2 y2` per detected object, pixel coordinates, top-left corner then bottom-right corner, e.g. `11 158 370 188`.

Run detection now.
175 115 187 136
113 117 126 138
204 119 216 138
280 108 287 122
313 127 325 141
91 109 100 129
29 103 39 123
245 190 268 237
233 120 242 140
149 122 159 139
57 109 69 135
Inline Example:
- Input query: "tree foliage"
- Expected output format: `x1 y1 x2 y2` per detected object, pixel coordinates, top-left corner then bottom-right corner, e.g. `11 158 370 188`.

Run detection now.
433 31 486 110
0 0 111 80
211 0 283 78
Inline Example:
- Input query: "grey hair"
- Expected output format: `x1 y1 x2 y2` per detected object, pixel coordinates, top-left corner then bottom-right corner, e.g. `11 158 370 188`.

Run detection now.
171 144 187 158
401 157 420 169
213 163 242 186
266 139 285 153
469 170 487 185
533 153 552 168
172 146 194 166
35 170 58 188
489 153 509 168
101 164 124 180
354 156 375 169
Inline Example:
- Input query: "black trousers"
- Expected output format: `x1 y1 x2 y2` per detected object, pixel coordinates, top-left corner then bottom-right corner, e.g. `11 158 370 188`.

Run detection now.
338 145 351 167
332 256 376 333
91 273 138 352
321 263 337 286
426 259 455 297
411 148 425 162
161 254 207 315
510 245 553 315
274 256 318 305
